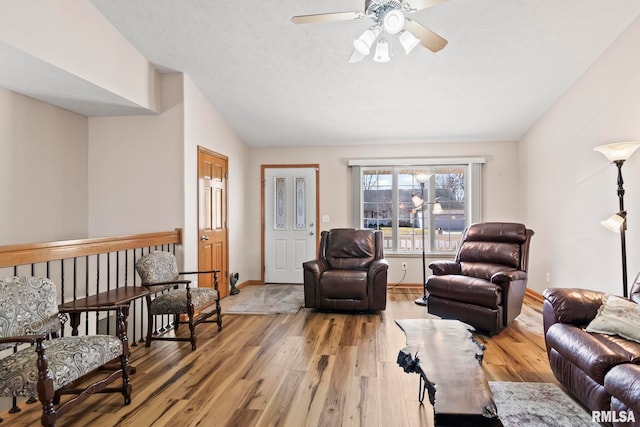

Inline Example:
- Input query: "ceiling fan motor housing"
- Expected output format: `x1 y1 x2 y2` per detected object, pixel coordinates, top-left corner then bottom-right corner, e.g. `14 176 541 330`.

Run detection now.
365 0 404 22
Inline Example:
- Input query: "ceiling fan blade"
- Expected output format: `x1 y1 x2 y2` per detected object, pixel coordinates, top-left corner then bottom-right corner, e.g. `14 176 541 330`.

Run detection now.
348 49 366 63
404 0 448 12
404 19 448 52
291 11 364 24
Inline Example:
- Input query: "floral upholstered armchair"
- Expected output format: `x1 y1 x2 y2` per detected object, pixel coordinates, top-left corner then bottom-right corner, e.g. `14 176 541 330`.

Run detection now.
136 251 222 351
0 276 131 427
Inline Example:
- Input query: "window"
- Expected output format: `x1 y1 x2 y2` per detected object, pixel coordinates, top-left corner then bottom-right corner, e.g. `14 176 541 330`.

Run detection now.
350 158 484 254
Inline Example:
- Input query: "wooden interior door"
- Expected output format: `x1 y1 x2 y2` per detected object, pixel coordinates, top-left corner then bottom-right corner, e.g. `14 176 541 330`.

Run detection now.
198 147 228 298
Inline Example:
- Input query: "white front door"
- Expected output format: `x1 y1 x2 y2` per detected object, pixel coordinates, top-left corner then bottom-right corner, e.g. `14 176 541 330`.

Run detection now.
264 167 318 284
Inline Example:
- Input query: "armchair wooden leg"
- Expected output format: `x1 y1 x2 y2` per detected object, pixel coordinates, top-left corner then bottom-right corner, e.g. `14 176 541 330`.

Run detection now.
187 302 196 351
121 352 132 405
214 271 222 331
216 299 222 331
145 313 153 348
116 308 133 405
174 313 180 331
35 340 57 427
144 295 154 348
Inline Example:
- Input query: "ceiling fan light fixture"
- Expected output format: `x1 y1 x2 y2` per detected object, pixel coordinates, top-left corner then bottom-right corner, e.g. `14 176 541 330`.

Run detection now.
382 9 405 34
398 29 420 54
373 38 391 63
353 28 378 55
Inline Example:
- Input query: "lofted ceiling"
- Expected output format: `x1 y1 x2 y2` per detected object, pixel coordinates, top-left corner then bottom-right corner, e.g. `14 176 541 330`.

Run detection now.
6 1 640 148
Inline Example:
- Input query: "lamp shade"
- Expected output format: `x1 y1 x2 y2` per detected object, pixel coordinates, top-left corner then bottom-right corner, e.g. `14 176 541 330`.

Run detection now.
601 213 625 233
432 203 443 215
412 195 425 209
414 173 432 184
373 39 391 63
594 142 640 162
398 30 420 54
353 29 378 55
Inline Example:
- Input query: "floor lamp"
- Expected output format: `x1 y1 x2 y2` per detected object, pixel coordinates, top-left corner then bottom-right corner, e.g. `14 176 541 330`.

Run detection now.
411 174 442 306
595 141 640 298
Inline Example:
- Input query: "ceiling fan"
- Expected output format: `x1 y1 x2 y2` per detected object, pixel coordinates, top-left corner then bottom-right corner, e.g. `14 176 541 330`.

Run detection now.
291 0 449 63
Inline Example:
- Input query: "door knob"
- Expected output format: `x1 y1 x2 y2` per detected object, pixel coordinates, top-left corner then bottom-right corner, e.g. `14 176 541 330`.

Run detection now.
200 235 209 241
310 231 315 236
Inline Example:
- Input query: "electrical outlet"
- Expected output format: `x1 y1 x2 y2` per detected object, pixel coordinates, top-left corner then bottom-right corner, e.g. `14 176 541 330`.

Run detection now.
401 262 407 271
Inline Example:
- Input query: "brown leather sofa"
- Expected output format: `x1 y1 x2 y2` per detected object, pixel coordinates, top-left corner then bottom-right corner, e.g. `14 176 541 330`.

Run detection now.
302 228 388 311
543 280 640 426
425 222 534 335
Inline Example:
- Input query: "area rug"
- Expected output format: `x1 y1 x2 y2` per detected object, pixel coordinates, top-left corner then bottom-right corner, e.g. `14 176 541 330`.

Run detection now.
489 381 592 427
225 284 304 314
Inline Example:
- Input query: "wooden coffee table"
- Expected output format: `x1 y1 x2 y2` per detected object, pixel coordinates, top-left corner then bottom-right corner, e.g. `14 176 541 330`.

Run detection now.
396 318 499 426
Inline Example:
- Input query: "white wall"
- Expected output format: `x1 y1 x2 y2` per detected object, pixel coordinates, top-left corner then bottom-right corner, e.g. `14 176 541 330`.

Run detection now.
182 76 250 277
0 0 157 111
88 74 184 237
520 15 640 295
248 140 521 284
0 88 88 244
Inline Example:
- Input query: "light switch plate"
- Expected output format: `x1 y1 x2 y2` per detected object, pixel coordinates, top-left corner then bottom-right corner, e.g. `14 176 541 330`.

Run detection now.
322 215 330 223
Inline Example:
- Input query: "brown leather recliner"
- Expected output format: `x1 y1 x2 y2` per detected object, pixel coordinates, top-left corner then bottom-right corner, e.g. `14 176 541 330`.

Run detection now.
425 222 534 335
302 228 389 311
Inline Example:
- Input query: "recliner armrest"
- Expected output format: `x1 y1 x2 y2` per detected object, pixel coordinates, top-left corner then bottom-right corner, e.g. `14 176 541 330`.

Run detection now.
542 288 605 326
369 259 389 276
302 259 328 280
491 269 527 284
429 260 461 276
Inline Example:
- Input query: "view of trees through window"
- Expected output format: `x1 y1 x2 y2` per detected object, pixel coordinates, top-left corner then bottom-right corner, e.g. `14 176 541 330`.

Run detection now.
361 166 466 253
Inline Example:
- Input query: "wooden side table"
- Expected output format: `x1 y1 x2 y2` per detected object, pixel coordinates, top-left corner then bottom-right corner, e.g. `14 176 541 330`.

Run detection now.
58 287 150 337
59 287 150 375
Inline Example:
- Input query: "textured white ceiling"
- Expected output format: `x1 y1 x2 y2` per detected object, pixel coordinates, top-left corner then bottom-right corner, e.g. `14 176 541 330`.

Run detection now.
10 1 640 148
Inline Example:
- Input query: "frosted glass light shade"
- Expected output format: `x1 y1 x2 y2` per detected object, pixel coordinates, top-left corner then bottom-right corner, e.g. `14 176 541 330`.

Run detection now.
432 203 443 215
414 173 432 183
412 194 424 209
373 39 391 63
601 213 625 233
594 142 640 162
353 29 378 55
399 30 420 54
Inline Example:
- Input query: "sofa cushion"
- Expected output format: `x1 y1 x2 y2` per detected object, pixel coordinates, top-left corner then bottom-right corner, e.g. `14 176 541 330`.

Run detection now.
586 294 640 344
426 275 501 309
546 323 640 384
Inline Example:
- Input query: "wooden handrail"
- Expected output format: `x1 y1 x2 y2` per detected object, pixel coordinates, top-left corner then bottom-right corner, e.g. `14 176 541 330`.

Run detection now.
0 229 182 268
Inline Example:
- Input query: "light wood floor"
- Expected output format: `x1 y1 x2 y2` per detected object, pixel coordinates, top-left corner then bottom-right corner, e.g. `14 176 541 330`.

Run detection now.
1 288 558 427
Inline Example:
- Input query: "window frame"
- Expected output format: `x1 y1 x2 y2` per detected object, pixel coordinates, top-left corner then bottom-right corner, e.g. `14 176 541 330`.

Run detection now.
349 157 485 255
